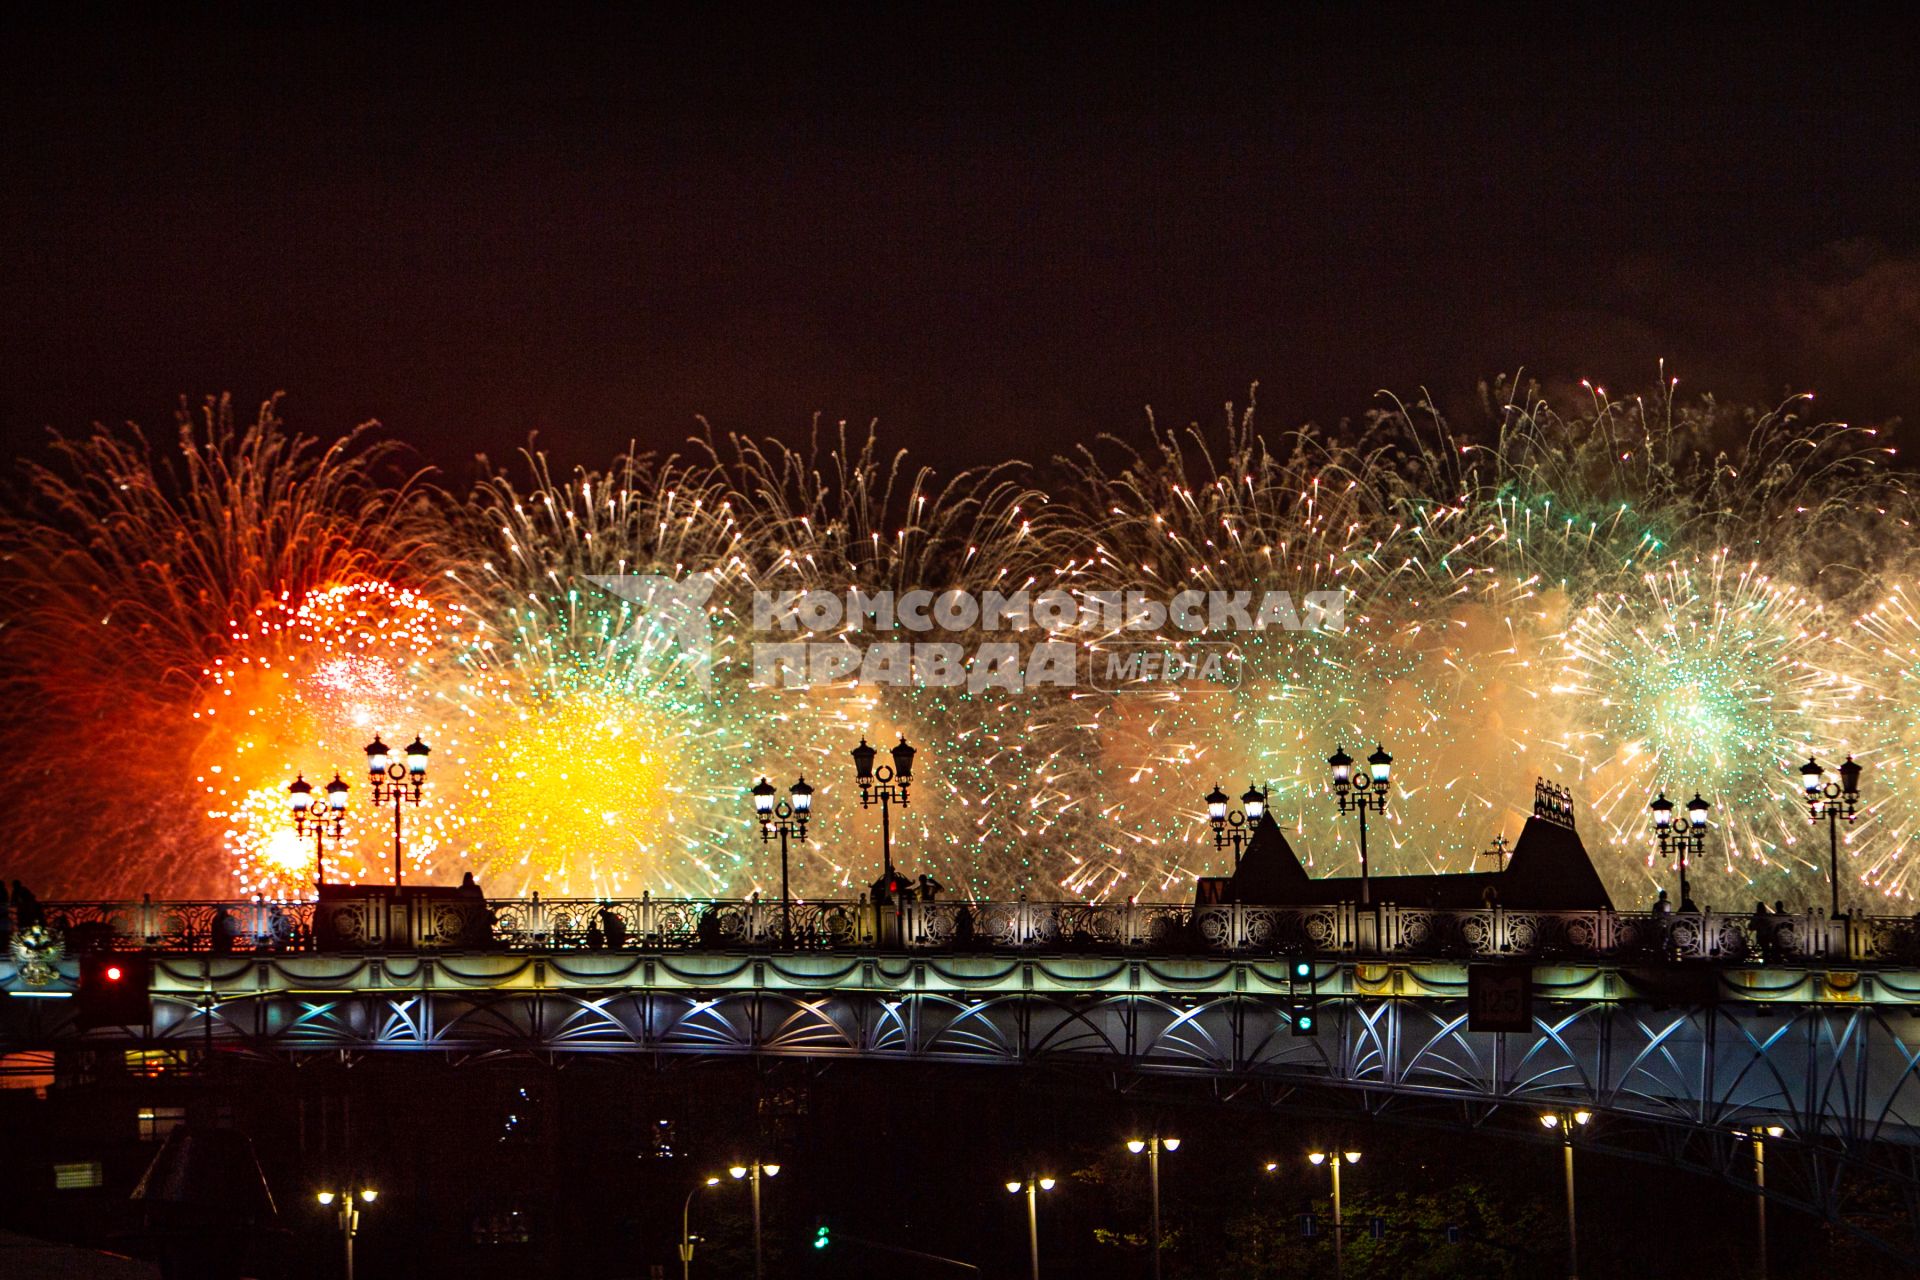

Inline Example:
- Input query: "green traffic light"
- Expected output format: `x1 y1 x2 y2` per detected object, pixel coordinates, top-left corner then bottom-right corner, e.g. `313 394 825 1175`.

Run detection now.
813 1225 830 1249
1293 960 1312 979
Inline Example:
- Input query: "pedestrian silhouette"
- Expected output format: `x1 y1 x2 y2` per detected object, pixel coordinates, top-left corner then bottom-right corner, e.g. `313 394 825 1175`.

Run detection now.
457 871 484 898
210 906 239 954
599 904 628 949
585 920 605 950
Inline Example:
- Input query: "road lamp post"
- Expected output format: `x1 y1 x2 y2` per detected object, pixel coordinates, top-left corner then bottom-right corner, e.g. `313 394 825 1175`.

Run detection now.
315 1187 377 1280
1005 1173 1055 1280
1736 1125 1784 1279
363 734 430 888
1305 1150 1360 1280
1125 1134 1179 1280
1206 784 1266 868
1800 755 1862 917
752 775 813 944
679 1175 720 1280
728 1159 780 1280
1328 746 1392 903
1540 1109 1591 1280
1648 791 1710 909
290 772 350 890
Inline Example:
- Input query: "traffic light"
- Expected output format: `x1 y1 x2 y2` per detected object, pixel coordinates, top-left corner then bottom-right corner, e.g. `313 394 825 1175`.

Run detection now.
812 1221 830 1250
76 954 151 1029
1289 957 1318 1036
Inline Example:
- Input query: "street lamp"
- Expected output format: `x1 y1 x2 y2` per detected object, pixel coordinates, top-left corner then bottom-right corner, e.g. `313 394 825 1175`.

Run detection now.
752 774 813 944
290 772 350 891
1298 1151 1360 1280
1649 790 1710 909
364 734 430 889
1800 755 1863 917
315 1186 379 1280
729 1159 780 1280
851 734 917 904
1006 1174 1055 1280
1125 1134 1179 1280
1734 1124 1785 1280
1206 784 1267 868
1328 745 1392 903
679 1175 721 1280
1540 1109 1592 1280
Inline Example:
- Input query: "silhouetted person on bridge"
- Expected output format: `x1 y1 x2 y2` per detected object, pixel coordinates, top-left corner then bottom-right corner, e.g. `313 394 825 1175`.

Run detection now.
1750 901 1776 962
599 905 628 949
457 871 484 899
210 907 238 955
695 907 721 947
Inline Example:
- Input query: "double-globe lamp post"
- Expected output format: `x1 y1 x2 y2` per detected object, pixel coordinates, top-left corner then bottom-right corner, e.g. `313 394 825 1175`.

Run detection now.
1800 754 1863 917
363 734 430 888
851 735 916 900
1648 791 1710 908
729 1159 780 1280
1305 1150 1361 1280
1005 1173 1056 1280
1327 745 1393 903
315 1187 377 1280
289 772 350 890
1126 1134 1180 1280
1206 784 1267 867
751 775 813 944
1541 1108 1592 1280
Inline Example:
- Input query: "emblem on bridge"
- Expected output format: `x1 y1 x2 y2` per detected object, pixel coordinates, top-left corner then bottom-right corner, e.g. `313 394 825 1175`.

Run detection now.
10 923 63 986
1533 779 1576 830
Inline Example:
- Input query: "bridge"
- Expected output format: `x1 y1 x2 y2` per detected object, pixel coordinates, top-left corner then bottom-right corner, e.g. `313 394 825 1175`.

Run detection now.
8 893 1920 1256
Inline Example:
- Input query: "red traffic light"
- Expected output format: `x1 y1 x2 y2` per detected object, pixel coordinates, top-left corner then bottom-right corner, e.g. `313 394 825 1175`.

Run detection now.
77 954 152 1029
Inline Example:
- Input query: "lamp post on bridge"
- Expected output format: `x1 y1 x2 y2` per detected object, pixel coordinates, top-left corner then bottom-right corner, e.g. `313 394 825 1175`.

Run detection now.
363 734 429 888
289 772 350 890
852 736 918 943
1328 745 1392 903
1540 1108 1591 1280
751 774 813 944
1648 790 1709 910
1800 755 1862 918
1206 784 1266 867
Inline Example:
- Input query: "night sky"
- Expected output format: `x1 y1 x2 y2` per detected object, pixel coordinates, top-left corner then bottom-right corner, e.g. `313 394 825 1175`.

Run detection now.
4 5 1918 474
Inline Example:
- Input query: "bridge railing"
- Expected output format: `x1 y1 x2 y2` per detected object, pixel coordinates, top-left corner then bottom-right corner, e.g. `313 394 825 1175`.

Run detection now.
11 896 1917 964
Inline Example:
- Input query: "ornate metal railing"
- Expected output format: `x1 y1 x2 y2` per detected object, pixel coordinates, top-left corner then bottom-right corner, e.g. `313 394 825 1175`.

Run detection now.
9 895 1919 964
